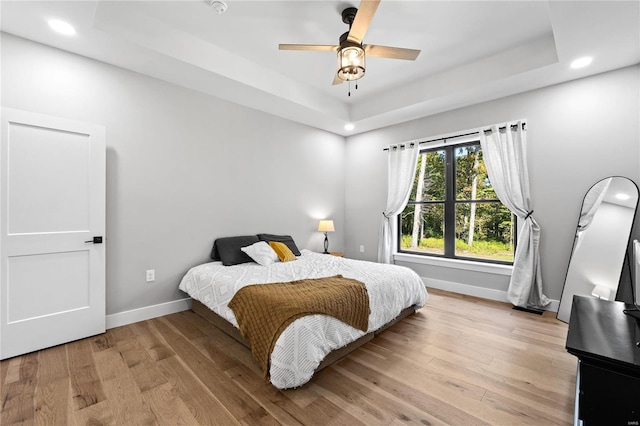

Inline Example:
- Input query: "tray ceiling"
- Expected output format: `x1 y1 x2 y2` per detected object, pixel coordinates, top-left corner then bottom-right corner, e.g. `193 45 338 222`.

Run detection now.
1 1 638 135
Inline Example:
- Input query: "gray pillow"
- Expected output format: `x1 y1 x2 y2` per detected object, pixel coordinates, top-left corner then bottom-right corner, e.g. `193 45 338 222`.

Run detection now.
257 234 301 256
211 235 260 266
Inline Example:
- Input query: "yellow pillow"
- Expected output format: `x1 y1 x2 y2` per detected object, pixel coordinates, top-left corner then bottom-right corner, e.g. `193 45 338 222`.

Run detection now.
269 241 296 262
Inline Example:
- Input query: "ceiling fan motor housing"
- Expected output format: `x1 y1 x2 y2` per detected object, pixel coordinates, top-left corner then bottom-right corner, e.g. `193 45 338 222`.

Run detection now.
341 7 358 26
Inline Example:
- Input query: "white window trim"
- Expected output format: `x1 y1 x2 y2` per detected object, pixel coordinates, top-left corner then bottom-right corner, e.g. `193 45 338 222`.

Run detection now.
393 252 513 276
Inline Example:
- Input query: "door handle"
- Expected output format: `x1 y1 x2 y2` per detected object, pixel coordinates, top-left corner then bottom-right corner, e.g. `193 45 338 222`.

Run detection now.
85 236 103 244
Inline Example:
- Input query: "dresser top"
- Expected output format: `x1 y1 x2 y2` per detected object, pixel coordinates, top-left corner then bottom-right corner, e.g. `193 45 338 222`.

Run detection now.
566 296 640 369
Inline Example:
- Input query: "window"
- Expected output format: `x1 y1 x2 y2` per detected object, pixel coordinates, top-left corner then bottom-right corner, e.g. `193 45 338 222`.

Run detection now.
398 141 515 263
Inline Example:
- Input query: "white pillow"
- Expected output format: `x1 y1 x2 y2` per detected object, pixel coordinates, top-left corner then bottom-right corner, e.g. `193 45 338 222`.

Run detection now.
241 241 279 266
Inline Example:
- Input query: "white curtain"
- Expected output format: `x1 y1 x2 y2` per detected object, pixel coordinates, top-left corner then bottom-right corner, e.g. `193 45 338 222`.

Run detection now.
378 142 419 264
480 122 550 308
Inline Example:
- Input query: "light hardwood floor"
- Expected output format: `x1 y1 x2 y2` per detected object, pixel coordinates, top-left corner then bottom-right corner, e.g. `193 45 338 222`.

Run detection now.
1 289 576 425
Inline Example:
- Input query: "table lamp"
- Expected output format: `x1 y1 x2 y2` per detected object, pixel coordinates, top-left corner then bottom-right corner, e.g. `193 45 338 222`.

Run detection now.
318 220 335 254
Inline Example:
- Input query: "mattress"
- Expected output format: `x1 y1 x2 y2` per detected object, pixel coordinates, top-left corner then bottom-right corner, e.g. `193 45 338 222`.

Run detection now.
178 249 428 389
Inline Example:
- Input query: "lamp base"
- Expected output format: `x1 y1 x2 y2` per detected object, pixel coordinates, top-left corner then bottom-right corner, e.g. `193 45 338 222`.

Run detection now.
323 233 329 254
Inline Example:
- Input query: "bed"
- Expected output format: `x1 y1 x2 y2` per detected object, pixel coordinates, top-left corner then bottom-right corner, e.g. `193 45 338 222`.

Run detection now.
178 235 428 389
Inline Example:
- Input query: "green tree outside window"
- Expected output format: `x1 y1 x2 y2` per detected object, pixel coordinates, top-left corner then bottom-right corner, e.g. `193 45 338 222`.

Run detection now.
399 142 514 263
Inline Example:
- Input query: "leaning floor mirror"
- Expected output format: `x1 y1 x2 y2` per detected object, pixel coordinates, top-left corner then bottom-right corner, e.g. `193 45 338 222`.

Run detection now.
557 176 639 322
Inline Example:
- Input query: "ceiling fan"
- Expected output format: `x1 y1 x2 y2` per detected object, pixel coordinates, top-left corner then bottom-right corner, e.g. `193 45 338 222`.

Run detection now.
278 0 421 88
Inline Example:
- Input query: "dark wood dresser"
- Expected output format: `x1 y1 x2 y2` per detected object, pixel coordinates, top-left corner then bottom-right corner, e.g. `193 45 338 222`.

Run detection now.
566 295 640 425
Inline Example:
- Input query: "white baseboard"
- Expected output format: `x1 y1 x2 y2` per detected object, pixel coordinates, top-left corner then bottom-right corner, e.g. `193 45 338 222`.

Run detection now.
423 277 560 312
106 297 193 329
104 280 560 329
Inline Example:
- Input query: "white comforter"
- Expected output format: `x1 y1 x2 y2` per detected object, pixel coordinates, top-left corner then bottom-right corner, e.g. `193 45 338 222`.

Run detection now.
178 249 427 389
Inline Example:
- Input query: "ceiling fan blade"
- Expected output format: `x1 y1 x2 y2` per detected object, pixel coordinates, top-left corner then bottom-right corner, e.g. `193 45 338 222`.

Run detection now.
365 44 421 61
332 74 344 85
347 0 381 44
279 44 339 52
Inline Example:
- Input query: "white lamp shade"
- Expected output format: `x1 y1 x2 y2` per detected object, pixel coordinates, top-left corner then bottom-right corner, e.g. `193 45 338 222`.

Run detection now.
318 220 335 232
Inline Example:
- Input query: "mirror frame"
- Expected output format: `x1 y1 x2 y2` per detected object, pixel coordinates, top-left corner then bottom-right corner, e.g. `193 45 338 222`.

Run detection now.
557 176 639 322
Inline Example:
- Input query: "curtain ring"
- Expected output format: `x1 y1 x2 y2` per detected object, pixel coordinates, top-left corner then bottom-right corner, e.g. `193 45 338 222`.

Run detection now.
525 210 534 220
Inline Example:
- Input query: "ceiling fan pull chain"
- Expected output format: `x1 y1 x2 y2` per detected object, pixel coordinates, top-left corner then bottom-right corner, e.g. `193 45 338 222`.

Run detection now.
348 80 351 97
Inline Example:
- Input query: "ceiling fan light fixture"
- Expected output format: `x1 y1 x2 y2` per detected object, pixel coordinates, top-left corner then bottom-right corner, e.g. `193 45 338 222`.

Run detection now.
337 45 365 81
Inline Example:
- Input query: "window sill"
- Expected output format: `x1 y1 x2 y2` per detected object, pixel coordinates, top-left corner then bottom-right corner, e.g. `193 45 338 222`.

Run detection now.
393 252 513 276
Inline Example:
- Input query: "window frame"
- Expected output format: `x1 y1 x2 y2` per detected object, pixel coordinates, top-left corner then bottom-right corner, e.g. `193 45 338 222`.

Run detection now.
397 141 516 265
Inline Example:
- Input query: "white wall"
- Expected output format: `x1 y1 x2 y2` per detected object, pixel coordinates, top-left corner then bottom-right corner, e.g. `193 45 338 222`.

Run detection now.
344 65 640 302
3 34 638 316
1 34 346 315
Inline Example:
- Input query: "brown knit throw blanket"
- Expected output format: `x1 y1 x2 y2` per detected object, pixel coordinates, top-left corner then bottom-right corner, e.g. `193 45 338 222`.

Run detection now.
228 275 370 375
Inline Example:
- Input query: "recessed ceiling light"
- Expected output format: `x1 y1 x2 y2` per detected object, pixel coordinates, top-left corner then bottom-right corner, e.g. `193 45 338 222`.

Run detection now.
615 193 631 201
48 19 76 36
344 123 355 131
570 57 593 69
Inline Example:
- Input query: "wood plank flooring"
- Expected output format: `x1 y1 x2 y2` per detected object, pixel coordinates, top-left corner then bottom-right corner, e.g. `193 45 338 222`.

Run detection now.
1 289 576 425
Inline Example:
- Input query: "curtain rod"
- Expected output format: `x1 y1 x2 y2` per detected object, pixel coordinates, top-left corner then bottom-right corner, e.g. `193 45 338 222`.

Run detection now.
382 122 526 151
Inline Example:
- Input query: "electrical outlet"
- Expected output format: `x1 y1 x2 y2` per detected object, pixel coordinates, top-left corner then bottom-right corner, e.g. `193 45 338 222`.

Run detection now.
146 269 155 282
359 245 365 253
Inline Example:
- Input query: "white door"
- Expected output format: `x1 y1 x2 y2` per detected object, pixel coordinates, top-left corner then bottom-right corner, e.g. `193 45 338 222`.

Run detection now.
0 108 105 359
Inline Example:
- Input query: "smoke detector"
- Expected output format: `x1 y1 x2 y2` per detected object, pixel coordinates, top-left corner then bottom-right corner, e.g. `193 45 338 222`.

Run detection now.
209 0 228 14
